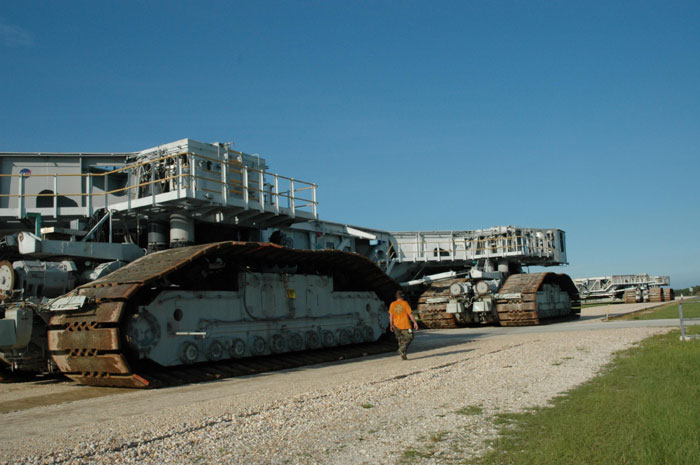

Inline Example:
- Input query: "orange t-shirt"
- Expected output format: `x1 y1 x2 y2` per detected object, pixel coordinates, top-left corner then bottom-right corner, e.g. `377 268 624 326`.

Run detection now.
389 299 413 330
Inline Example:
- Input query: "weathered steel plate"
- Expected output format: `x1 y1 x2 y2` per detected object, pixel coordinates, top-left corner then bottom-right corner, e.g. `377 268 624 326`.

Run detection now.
496 302 537 312
52 353 130 374
66 374 150 388
48 327 120 351
78 284 141 301
49 301 125 326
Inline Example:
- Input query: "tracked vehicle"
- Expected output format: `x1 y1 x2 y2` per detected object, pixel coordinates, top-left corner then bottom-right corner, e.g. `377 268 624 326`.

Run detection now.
1 138 578 386
384 228 580 328
573 274 671 303
1 139 395 379
270 224 580 328
48 242 396 387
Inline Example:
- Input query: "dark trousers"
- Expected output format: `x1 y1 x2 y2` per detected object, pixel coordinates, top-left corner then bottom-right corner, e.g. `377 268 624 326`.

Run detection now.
395 329 414 356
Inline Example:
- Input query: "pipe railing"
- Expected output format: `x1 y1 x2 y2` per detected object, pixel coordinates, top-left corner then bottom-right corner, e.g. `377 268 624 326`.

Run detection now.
0 151 318 219
395 234 555 259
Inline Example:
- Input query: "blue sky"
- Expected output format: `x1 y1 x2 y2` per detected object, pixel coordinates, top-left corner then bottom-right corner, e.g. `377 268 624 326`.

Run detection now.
1 1 698 288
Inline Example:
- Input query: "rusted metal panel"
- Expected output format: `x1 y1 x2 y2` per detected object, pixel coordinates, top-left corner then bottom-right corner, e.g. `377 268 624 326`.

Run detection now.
66 373 150 388
499 273 547 294
78 284 140 301
88 243 221 285
497 311 538 321
49 302 125 326
52 353 130 374
416 312 458 328
648 288 664 302
48 327 120 351
623 289 638 303
496 302 537 312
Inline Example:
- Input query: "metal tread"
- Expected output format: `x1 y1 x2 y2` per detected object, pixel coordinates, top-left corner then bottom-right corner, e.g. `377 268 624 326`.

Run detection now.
415 273 580 328
415 278 466 329
47 241 400 388
495 272 580 326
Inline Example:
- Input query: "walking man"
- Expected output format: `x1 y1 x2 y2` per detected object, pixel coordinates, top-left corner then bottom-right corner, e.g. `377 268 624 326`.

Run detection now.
389 290 419 360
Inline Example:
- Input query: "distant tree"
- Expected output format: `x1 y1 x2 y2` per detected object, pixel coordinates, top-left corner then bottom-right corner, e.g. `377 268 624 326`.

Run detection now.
673 286 700 297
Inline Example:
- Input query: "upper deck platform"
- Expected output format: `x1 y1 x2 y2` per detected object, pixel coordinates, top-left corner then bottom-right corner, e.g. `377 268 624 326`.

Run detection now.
0 139 318 230
389 226 568 267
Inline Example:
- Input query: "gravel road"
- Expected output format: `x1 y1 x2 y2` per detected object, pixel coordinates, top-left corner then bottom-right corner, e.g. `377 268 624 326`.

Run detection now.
0 304 674 465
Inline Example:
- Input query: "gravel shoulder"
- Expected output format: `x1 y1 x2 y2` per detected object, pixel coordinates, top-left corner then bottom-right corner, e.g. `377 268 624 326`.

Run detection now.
1 319 668 465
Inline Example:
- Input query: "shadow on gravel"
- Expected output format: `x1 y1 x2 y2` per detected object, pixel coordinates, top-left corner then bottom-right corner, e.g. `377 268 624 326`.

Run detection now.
0 371 66 385
0 386 130 414
415 331 490 338
411 331 491 347
408 348 475 361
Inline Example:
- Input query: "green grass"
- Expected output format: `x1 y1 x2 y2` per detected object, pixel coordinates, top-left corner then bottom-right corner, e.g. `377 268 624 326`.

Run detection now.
456 405 484 416
400 449 433 462
360 403 374 409
614 300 700 321
474 328 700 465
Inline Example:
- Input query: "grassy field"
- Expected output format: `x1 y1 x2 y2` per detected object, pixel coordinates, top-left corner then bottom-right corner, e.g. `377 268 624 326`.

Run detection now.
614 299 700 321
474 326 700 465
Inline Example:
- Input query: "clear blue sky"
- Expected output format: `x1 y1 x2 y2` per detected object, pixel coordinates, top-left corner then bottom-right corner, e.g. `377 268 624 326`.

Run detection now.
1 1 698 288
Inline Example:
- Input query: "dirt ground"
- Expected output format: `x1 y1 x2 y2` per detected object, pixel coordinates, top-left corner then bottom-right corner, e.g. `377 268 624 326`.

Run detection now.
0 301 680 464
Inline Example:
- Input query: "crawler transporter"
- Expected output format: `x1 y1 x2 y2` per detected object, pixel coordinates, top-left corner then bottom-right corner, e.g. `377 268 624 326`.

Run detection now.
573 274 672 303
0 138 578 386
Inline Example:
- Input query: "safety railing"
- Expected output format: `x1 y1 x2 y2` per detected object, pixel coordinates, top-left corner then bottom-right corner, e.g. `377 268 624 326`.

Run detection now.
392 232 556 263
0 151 318 220
181 151 318 218
610 274 670 286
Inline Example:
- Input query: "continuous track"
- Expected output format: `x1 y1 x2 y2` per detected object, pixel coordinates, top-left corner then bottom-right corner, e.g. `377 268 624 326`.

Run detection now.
415 272 580 328
495 272 580 326
414 279 465 328
47 242 399 388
